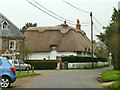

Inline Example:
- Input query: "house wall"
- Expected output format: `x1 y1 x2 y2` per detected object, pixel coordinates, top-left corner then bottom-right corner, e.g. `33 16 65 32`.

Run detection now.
2 38 24 60
29 51 96 60
67 62 108 68
29 51 77 60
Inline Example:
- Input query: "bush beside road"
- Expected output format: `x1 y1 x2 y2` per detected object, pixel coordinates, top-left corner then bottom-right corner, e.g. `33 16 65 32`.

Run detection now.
25 61 57 70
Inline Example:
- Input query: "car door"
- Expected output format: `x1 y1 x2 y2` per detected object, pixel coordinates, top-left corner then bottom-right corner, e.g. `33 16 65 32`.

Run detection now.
18 60 25 70
13 60 19 70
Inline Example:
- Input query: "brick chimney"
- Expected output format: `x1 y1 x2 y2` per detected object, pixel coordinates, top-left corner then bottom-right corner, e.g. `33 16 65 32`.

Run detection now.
63 21 68 28
76 19 81 30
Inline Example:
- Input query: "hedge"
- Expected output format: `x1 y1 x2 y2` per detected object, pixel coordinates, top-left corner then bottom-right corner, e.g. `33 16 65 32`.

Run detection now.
62 56 107 63
24 61 57 70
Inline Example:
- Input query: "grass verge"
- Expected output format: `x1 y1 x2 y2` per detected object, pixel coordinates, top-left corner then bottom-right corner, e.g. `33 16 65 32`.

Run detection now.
109 81 119 89
100 70 120 89
16 71 40 78
100 70 118 83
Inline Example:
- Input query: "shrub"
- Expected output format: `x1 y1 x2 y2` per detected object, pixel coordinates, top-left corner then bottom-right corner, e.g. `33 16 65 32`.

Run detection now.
62 56 107 63
97 57 107 62
24 61 57 70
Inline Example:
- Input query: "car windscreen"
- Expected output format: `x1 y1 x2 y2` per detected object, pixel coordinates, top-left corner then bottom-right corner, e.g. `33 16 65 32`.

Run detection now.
14 60 18 64
18 60 24 64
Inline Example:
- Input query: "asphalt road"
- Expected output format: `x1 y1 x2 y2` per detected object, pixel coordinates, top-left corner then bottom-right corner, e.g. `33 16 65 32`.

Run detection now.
11 67 111 89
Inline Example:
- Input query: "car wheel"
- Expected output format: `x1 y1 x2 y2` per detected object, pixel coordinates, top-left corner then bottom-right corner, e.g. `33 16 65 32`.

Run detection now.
25 66 30 71
1 76 11 88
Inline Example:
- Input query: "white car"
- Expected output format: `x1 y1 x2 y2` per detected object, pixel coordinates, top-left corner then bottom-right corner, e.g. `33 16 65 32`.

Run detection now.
9 59 31 71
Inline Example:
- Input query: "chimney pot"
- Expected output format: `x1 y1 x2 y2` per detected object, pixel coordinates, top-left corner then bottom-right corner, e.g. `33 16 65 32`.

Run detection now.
77 19 79 24
63 21 68 28
64 21 66 24
76 19 81 30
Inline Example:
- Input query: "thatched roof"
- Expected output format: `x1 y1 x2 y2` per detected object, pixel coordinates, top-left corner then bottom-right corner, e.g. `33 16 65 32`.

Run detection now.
25 26 96 52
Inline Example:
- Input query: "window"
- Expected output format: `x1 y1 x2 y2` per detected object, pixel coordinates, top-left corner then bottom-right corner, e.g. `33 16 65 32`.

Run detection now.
51 46 56 51
9 40 16 50
85 48 87 51
56 56 61 60
88 48 90 52
77 51 83 56
12 60 18 64
87 52 91 55
2 20 9 30
18 60 24 64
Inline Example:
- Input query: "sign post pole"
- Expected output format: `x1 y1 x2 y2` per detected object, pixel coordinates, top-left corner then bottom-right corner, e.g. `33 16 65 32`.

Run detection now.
109 53 112 70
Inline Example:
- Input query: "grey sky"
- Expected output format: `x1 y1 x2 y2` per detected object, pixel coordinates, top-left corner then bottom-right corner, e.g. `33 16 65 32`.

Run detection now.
0 0 119 40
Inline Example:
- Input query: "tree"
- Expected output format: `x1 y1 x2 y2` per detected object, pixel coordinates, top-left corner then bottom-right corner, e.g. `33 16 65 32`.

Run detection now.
95 41 108 58
20 23 37 34
24 45 33 60
96 8 120 70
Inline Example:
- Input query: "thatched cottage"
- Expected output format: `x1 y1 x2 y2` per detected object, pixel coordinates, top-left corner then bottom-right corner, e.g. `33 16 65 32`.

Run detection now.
25 20 96 60
0 13 25 60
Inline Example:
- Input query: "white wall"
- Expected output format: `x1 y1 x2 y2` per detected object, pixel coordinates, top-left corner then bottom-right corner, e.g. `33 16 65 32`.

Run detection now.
67 62 108 68
29 51 77 60
29 51 96 60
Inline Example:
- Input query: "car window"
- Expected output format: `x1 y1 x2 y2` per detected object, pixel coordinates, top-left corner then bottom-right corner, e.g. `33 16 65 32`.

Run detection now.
12 60 18 64
7 60 12 66
0 59 2 66
18 60 24 64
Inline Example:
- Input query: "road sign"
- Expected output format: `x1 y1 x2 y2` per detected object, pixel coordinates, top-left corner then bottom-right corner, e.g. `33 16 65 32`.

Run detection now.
109 56 112 60
109 53 112 56
109 55 112 70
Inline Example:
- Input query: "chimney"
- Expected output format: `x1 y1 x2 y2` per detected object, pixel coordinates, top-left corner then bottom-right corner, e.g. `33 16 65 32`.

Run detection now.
76 19 81 30
63 21 68 28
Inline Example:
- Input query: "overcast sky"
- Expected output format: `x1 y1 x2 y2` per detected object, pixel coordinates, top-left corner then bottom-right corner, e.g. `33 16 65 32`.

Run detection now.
0 0 119 40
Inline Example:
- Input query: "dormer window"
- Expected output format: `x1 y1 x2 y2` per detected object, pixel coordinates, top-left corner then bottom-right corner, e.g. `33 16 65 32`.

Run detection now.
1 20 9 30
88 48 90 52
51 45 56 51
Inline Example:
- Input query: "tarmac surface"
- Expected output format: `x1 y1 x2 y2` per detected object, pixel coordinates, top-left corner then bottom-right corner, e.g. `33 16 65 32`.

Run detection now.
10 67 111 89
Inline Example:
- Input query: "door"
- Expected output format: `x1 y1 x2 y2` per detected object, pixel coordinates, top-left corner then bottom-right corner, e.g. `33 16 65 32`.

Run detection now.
18 60 25 70
13 60 19 70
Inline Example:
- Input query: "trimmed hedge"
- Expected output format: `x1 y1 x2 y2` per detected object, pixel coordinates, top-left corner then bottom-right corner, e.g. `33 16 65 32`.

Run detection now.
24 61 57 70
62 56 107 63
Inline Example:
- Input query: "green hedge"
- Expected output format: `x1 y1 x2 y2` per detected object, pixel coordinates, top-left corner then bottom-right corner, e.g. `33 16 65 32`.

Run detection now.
62 56 107 63
24 61 57 70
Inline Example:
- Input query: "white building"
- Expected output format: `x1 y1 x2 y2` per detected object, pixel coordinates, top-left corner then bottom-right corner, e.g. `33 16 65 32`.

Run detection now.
25 20 97 60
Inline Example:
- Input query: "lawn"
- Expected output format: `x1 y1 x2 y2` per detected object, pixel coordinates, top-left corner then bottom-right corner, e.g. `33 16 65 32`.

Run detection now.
100 70 120 89
16 71 40 78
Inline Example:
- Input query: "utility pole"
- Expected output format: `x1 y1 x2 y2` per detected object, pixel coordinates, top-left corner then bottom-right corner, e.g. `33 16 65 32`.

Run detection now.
118 1 120 70
90 12 94 68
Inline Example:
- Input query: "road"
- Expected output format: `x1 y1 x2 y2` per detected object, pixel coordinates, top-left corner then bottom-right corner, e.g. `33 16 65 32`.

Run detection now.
11 67 111 89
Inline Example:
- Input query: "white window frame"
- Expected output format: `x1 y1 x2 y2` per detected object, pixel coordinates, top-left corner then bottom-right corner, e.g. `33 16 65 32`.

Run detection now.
51 46 56 51
1 20 9 30
9 40 16 50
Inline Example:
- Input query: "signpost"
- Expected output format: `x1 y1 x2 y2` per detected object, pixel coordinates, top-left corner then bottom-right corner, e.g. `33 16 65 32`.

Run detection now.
12 50 15 68
109 53 112 70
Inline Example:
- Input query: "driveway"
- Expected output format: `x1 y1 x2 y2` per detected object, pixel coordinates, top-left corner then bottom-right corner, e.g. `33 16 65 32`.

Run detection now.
11 67 111 89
